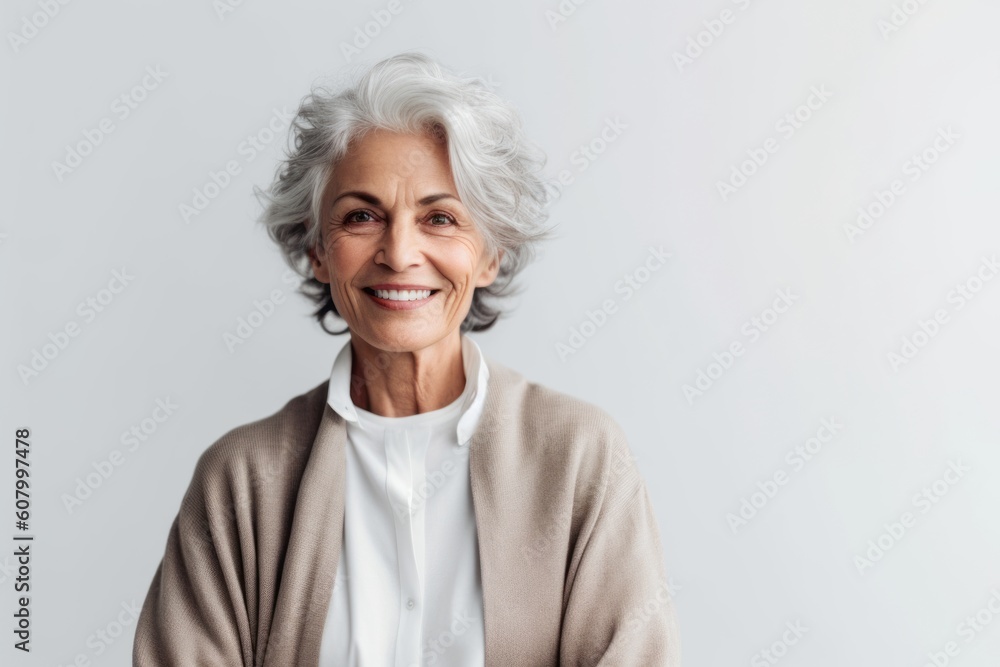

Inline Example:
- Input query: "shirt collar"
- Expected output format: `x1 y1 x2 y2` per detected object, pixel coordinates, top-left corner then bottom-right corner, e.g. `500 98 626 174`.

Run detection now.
325 334 490 447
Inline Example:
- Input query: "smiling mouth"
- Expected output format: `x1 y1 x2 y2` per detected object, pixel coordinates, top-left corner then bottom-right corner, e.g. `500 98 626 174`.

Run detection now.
363 287 440 301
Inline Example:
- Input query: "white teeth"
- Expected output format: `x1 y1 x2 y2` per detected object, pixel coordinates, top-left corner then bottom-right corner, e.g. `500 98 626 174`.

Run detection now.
373 289 432 301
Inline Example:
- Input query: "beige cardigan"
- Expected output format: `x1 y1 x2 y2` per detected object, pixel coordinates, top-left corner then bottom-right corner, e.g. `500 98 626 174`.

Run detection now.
132 357 681 666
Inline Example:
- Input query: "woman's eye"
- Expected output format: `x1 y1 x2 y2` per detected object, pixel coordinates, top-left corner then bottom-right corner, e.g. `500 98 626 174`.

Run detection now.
428 213 455 226
344 210 376 224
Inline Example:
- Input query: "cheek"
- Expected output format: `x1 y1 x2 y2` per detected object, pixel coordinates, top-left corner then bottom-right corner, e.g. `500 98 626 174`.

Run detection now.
437 238 484 279
326 238 369 278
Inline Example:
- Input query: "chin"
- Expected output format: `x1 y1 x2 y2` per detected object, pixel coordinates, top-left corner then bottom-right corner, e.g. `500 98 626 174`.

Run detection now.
362 327 441 353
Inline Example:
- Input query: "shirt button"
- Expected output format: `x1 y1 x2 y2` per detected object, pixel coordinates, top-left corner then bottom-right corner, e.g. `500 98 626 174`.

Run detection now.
406 598 415 609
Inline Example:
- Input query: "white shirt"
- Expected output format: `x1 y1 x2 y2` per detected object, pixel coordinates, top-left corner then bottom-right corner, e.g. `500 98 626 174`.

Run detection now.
320 334 489 666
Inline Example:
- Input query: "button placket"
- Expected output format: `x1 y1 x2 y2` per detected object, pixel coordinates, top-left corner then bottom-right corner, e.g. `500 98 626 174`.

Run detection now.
384 427 426 667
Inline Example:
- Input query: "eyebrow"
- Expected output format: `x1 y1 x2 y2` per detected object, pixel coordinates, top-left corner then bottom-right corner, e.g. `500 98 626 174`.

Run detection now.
331 191 459 207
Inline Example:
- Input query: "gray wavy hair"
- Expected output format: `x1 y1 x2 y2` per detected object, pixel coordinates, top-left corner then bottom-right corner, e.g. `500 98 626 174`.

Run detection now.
254 51 556 335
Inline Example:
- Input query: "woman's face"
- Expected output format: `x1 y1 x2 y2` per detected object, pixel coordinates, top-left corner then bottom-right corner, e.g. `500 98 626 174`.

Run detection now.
310 128 501 353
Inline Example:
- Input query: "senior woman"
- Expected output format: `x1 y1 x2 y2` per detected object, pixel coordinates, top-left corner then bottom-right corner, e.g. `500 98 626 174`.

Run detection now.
133 52 679 666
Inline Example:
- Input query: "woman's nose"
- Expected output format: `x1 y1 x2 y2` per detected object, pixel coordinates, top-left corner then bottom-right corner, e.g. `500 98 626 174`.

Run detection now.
376 216 423 271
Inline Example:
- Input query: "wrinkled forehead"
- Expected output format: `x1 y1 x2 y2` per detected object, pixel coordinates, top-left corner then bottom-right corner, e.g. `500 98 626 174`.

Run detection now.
325 129 457 203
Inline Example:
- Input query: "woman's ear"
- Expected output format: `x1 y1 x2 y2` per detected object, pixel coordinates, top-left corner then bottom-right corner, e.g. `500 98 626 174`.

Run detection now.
308 244 331 284
476 248 504 288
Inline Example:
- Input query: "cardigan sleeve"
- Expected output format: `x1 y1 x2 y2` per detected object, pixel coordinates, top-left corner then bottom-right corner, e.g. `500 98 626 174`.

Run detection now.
132 450 253 666
558 430 682 666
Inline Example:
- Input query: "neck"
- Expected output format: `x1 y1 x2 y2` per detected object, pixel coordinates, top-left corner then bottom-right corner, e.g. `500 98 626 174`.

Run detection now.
348 332 467 417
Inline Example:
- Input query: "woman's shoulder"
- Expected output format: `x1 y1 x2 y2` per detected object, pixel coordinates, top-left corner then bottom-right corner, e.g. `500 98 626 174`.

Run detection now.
484 357 632 459
188 378 331 492
483 358 644 507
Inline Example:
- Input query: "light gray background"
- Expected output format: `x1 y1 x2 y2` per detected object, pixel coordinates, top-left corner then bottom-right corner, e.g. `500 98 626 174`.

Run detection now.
3 0 1000 665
